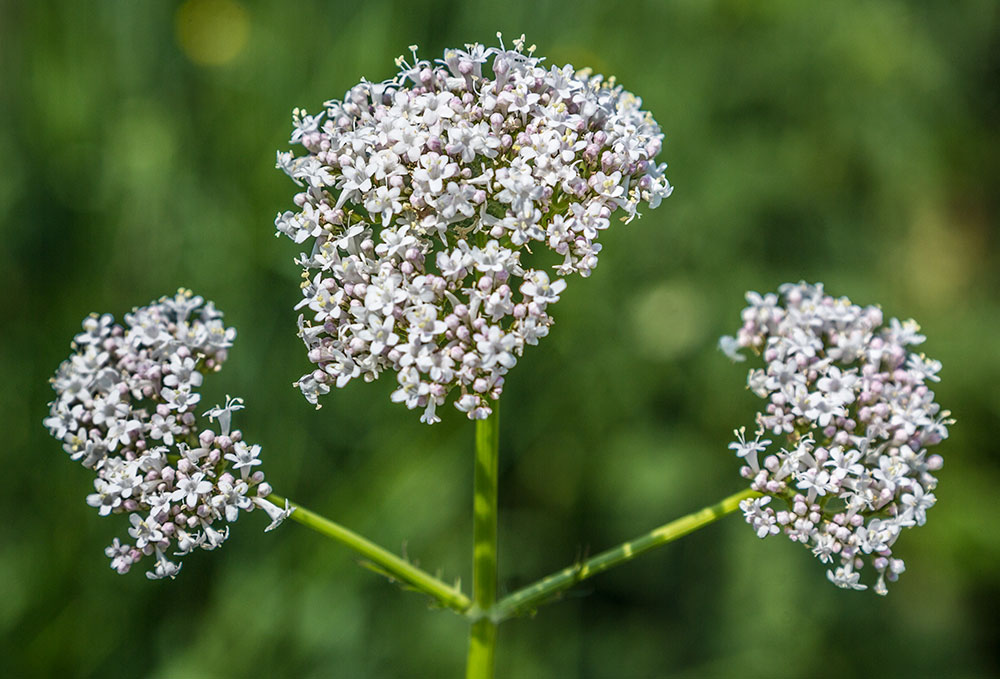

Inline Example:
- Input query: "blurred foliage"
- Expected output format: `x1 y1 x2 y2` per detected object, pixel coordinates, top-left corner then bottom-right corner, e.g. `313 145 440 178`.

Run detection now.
2 0 998 677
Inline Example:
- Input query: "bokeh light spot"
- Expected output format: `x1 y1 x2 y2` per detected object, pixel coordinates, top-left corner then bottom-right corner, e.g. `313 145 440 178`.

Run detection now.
904 203 980 308
175 0 249 66
631 280 707 361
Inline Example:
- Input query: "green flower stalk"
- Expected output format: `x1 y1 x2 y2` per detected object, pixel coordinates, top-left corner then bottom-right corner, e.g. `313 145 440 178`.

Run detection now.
466 403 500 678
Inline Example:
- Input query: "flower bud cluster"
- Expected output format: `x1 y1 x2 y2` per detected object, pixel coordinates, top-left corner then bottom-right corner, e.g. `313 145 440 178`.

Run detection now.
720 282 951 594
44 291 292 579
275 34 672 423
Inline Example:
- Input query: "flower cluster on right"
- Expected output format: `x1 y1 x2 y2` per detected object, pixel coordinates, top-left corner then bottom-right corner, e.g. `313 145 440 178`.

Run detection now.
720 282 951 594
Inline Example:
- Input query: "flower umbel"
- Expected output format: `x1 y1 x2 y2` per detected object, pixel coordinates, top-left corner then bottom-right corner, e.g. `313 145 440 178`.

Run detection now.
720 282 951 594
44 290 291 579
276 34 672 423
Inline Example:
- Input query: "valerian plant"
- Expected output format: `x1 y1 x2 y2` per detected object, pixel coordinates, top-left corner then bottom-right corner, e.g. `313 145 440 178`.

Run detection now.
45 36 950 679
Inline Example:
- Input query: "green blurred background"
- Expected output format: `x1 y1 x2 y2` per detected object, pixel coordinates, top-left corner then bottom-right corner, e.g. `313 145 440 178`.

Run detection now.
2 0 998 677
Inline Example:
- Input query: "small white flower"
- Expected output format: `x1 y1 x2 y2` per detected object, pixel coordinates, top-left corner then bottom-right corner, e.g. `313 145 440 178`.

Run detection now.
146 548 182 580
740 497 779 539
87 478 121 516
412 151 457 194
162 385 201 412
476 326 518 371
105 538 135 574
816 366 858 406
827 565 867 591
149 412 182 446
718 336 745 362
213 478 252 522
337 156 374 208
128 513 164 550
252 496 295 532
225 442 263 480
804 391 846 427
91 391 129 427
900 484 936 526
728 427 771 472
358 315 400 355
390 366 429 409
520 271 566 305
365 185 403 226
172 471 214 507
906 353 942 383
203 396 245 437
405 304 447 343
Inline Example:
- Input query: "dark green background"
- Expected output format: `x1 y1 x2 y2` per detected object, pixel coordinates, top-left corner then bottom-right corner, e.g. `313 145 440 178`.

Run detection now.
2 1 998 677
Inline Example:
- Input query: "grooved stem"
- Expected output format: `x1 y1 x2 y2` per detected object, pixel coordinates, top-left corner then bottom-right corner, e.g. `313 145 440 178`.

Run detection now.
465 403 500 679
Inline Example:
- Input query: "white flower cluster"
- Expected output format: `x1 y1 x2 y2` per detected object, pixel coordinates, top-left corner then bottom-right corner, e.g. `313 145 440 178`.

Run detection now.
720 282 951 594
44 290 292 579
275 34 672 423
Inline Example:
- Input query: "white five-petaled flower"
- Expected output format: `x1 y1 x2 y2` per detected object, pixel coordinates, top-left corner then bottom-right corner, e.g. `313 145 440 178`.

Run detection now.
173 472 214 506
213 477 252 522
475 326 517 370
729 427 772 461
900 484 936 526
520 271 566 305
816 366 858 406
225 441 263 480
162 385 201 411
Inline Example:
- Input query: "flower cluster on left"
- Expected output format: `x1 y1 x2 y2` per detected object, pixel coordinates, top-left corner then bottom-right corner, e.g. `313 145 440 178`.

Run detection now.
44 290 292 579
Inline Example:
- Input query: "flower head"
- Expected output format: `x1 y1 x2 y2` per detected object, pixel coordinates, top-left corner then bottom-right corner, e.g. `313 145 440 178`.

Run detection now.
44 291 292 579
723 282 951 594
276 35 672 422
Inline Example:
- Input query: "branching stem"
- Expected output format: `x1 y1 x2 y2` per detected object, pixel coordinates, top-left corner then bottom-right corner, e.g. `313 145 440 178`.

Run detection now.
269 493 472 614
489 488 761 622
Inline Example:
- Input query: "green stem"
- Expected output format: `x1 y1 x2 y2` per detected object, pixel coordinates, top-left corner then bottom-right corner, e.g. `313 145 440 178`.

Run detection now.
465 403 501 679
268 493 471 614
490 488 761 622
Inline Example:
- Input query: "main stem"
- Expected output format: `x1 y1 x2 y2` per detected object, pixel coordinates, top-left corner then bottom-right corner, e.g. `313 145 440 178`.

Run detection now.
466 402 500 679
